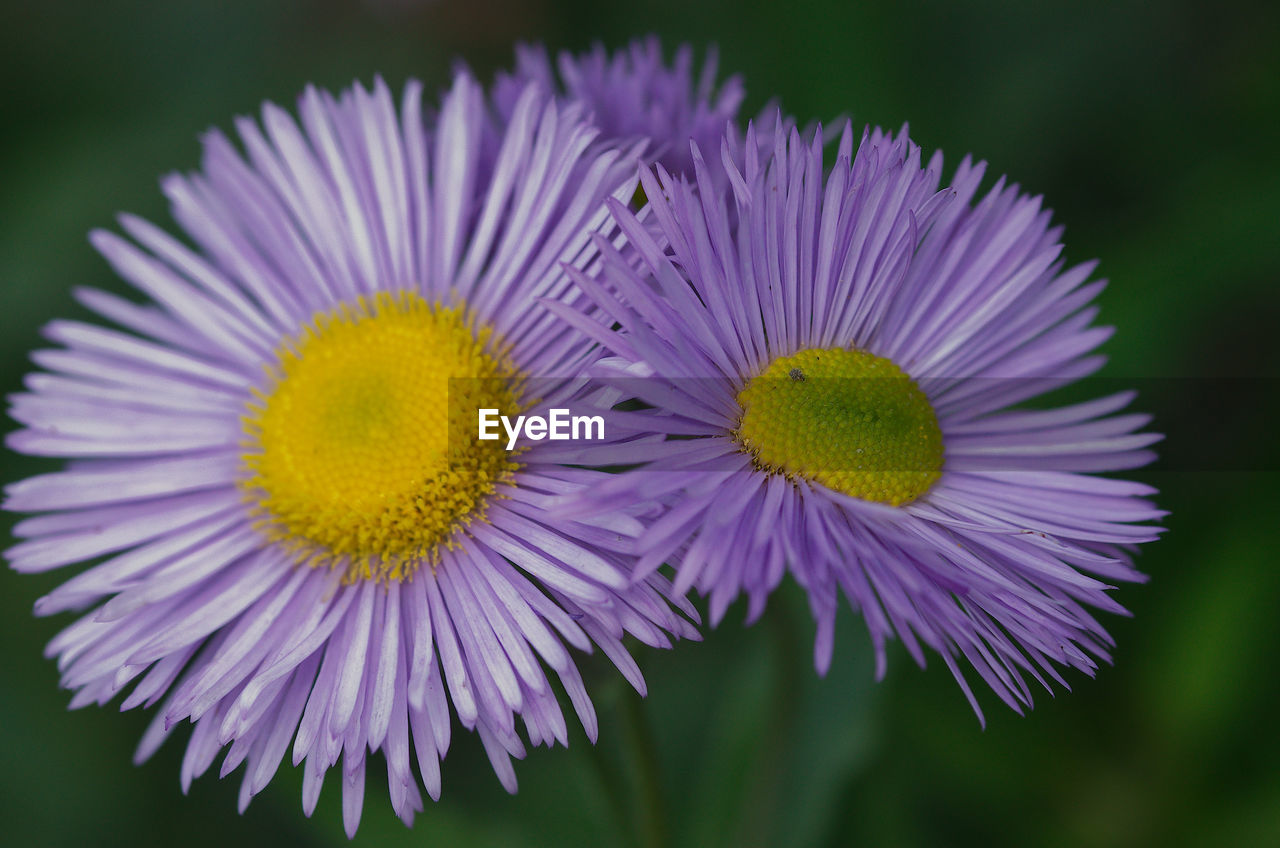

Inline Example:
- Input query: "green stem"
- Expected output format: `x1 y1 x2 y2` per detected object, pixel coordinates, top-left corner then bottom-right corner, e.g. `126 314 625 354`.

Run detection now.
620 691 668 848
735 591 804 847
584 726 631 844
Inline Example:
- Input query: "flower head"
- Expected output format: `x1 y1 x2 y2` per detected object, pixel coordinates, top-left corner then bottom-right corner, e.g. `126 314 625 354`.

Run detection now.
554 119 1164 720
495 36 745 180
4 72 697 835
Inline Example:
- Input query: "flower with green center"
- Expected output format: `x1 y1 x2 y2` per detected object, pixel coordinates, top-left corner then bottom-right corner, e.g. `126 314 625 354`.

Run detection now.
553 118 1165 720
3 72 698 836
734 347 944 506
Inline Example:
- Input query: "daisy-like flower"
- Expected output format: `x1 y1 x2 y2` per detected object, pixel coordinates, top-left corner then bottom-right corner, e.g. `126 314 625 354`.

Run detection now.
552 120 1164 720
494 36 745 180
4 72 697 835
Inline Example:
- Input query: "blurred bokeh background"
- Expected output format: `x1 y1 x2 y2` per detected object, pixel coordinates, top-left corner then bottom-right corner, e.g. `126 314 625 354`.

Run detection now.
2 1 1278 846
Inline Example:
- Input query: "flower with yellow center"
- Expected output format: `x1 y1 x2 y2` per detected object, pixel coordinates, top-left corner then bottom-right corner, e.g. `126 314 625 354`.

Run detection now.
558 118 1163 722
242 291 523 580
4 72 698 837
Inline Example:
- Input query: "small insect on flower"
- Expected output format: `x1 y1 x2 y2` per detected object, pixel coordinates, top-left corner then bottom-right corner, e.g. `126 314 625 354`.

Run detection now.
4 72 698 836
549 118 1165 721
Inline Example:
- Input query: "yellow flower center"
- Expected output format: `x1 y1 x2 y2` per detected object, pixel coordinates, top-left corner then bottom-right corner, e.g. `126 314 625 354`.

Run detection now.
734 348 943 506
241 290 523 581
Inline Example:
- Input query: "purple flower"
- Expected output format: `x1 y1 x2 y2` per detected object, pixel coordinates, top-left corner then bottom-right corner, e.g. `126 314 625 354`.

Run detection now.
552 119 1165 721
4 72 697 836
495 37 746 181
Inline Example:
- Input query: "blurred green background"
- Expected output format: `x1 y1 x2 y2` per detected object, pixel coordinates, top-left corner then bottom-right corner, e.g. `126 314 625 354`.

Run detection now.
2 1 1278 846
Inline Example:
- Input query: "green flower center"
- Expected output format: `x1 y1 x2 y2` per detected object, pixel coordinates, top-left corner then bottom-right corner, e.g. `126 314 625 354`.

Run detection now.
733 348 943 506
